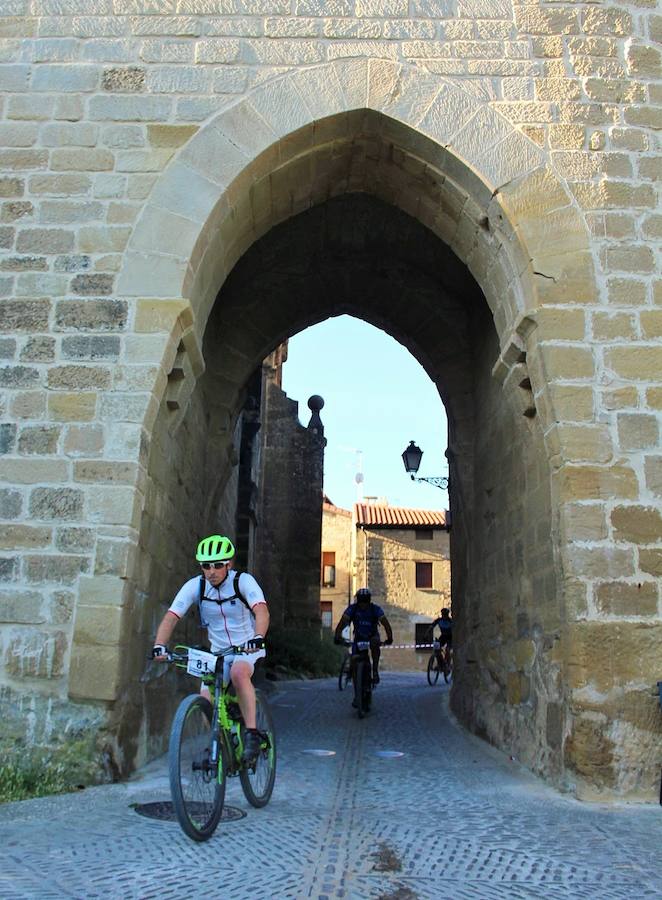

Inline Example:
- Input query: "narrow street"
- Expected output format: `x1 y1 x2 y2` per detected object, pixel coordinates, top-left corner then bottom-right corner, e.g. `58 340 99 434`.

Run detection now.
1 673 661 899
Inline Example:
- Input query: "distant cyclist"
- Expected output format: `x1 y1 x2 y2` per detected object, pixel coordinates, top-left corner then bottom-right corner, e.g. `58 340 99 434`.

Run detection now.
334 588 393 685
428 607 452 670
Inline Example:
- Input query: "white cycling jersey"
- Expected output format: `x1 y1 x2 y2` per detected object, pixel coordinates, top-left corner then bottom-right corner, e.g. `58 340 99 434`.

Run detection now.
169 570 266 653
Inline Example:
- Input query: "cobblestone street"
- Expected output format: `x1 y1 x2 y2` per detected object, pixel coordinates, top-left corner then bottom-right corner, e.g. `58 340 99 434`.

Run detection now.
1 672 662 899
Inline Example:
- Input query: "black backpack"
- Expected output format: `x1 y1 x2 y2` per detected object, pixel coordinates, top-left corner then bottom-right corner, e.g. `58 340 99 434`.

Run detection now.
197 571 254 628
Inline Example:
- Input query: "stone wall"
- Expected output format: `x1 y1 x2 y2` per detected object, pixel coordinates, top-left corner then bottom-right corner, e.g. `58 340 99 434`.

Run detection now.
1 3 661 797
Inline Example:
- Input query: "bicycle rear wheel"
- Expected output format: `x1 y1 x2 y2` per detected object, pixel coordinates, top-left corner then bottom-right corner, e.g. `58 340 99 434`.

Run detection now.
338 654 351 691
427 654 440 685
239 690 277 808
169 694 226 841
355 660 370 718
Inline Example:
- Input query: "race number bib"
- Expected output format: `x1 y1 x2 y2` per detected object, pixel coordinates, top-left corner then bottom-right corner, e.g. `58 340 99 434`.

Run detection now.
186 648 218 677
356 641 370 651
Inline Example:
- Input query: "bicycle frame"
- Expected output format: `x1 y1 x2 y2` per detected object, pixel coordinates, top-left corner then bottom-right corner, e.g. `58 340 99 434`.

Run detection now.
171 645 249 781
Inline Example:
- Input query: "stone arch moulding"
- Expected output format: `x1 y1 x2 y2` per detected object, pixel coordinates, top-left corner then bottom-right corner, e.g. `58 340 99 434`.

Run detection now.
116 57 597 433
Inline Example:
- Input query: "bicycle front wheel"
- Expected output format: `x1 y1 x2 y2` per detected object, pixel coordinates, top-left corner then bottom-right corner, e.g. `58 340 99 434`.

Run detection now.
239 690 277 808
427 654 440 685
338 654 351 691
355 660 369 718
169 694 226 841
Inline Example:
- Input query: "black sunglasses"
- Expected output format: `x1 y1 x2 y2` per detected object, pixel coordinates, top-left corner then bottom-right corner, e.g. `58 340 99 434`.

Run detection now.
201 562 228 570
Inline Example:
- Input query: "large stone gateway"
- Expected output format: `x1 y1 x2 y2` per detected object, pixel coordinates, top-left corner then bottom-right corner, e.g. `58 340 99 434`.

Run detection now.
1 5 660 799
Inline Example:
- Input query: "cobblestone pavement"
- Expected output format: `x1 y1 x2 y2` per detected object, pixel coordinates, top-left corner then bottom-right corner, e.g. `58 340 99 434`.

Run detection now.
2 672 662 899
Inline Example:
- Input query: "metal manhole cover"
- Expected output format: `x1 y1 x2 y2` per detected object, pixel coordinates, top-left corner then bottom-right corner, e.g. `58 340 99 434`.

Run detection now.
132 801 246 822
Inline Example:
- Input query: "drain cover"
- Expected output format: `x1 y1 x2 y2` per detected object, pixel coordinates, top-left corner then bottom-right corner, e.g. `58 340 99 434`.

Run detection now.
132 801 246 822
302 749 336 756
375 750 405 759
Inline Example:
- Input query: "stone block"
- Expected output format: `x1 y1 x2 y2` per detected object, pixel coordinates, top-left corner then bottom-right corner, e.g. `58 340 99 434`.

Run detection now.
39 200 104 225
0 177 24 198
29 173 92 196
0 458 68 484
0 524 51 551
3 629 68 679
55 299 128 332
605 347 662 381
644 457 662 497
20 335 56 362
88 485 142 527
1 200 34 223
49 590 75 626
63 424 104 457
560 503 607 542
73 604 124 646
17 425 60 455
640 550 662 577
607 278 646 307
0 590 45 624
544 384 594 423
78 226 132 253
11 391 47 419
16 228 74 254
51 148 114 172
68 644 122 701
61 336 121 360
102 67 145 92
596 581 658 617
558 464 638 502
47 365 111 391
73 460 140 485
32 65 98 93
563 544 635 579
29 487 84 521
41 123 98 148
611 505 662 545
0 365 40 388
48 393 97 422
591 312 635 342
134 298 193 333
553 423 613 464
0 488 22 518
617 413 659 451
78 573 129 607
541 345 594 381
55 527 95 553
0 423 17 454
94 539 133 577
25 554 90 585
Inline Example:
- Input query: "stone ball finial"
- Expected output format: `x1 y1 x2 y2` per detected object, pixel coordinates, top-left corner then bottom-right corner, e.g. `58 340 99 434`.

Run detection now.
307 395 325 435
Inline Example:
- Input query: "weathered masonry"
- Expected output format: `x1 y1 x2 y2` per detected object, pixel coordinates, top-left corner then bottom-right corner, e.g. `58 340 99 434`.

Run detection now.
0 3 660 800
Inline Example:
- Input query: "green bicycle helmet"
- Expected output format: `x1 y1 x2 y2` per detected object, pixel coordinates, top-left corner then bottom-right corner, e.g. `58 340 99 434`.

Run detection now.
195 534 235 563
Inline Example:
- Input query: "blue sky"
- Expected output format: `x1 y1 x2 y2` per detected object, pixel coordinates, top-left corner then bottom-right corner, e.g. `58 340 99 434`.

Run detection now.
281 315 449 512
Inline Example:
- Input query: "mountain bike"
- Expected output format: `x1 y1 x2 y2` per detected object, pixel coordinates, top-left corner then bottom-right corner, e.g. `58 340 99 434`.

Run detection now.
344 639 375 718
427 640 452 685
166 644 276 841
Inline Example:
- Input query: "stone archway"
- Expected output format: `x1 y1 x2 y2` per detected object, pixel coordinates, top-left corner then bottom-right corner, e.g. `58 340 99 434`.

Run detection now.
68 59 657 800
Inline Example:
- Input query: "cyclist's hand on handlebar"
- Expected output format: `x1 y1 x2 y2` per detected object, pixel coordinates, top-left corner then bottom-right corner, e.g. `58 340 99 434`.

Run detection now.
245 634 265 651
151 644 169 661
383 637 393 645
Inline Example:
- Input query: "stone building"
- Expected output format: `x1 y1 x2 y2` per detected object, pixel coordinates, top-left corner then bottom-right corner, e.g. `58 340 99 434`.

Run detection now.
0 3 661 799
354 500 450 672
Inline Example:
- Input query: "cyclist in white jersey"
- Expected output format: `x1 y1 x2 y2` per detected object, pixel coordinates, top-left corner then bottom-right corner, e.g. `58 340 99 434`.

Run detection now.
151 534 269 763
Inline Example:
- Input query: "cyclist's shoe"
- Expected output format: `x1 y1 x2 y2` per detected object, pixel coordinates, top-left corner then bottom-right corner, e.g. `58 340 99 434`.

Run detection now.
372 672 380 685
242 729 262 764
351 698 358 708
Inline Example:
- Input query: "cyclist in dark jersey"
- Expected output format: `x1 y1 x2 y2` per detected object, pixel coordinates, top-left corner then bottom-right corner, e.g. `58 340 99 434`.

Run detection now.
334 588 393 685
428 607 452 670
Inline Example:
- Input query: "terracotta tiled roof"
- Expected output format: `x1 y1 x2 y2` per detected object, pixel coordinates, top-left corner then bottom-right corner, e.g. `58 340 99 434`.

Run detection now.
323 494 351 516
354 503 447 528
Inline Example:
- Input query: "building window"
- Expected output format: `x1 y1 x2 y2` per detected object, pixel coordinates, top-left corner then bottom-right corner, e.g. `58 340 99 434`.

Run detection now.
321 600 333 628
322 551 336 588
416 561 433 589
415 529 433 540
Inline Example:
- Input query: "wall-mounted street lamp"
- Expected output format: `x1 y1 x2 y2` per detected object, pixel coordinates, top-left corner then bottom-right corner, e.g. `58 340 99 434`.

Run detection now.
401 441 449 490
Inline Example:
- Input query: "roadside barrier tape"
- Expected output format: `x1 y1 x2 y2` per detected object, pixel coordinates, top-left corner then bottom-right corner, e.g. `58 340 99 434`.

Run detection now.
380 643 439 650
